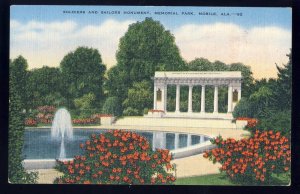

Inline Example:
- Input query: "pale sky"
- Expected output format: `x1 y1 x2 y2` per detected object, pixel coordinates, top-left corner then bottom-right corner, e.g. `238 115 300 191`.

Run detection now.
10 6 292 79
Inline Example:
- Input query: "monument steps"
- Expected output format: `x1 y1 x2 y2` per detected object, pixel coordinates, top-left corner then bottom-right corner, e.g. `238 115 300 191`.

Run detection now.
114 117 240 130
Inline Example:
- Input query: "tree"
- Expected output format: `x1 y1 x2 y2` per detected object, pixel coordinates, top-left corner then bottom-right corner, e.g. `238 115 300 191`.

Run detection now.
105 66 130 103
60 47 106 110
122 80 153 115
9 65 37 183
188 58 213 71
102 97 122 117
229 63 254 97
233 51 292 137
106 18 186 113
273 51 292 111
27 66 64 108
74 93 97 118
10 56 28 109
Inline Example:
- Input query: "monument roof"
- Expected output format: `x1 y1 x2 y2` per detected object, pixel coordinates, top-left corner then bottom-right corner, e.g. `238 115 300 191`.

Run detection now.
154 71 242 79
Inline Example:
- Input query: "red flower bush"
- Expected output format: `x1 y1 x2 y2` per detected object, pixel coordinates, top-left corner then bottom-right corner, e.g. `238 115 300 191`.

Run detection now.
54 130 176 184
35 105 56 124
236 117 258 128
203 130 290 185
72 118 98 125
36 105 56 113
24 118 37 127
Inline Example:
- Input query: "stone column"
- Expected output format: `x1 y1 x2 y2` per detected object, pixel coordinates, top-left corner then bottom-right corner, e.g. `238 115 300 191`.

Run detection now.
187 134 192 146
175 85 180 113
227 85 233 113
174 133 179 149
153 85 157 110
201 85 205 113
163 84 168 112
238 88 241 101
200 135 205 143
188 85 193 113
213 85 219 114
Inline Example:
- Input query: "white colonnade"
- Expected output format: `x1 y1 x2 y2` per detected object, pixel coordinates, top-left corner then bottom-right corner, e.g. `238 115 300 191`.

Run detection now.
152 71 242 117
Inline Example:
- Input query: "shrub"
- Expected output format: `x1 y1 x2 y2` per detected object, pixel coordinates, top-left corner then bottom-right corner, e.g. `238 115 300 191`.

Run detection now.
233 98 256 118
74 93 97 118
9 69 38 183
72 118 98 125
203 130 291 185
35 105 56 124
36 105 56 113
143 108 149 115
102 97 122 116
123 107 140 116
236 117 259 129
54 130 176 184
256 110 291 138
24 118 37 127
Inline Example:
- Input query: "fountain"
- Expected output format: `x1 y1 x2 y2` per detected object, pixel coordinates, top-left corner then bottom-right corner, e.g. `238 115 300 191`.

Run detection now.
51 108 73 159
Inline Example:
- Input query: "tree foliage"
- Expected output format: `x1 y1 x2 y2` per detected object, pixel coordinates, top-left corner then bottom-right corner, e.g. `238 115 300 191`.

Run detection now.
74 93 97 118
273 51 292 110
27 66 65 108
60 47 106 109
10 56 29 109
102 97 122 117
9 64 38 183
233 51 292 136
122 80 153 115
106 18 186 113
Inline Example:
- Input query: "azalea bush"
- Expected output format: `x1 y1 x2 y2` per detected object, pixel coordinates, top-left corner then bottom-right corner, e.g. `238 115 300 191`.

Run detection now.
36 105 56 113
54 130 176 184
203 130 291 185
24 118 37 127
236 117 259 129
35 105 56 124
72 118 98 125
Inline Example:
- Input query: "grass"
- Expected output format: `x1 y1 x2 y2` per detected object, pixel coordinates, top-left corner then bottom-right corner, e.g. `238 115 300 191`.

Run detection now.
175 172 290 186
175 173 236 185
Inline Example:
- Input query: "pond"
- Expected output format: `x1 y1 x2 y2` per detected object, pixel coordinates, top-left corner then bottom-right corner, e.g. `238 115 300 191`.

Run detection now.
23 128 211 159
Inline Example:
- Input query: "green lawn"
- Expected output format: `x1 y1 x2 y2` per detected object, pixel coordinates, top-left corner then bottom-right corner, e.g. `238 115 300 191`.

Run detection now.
175 173 236 185
175 173 290 186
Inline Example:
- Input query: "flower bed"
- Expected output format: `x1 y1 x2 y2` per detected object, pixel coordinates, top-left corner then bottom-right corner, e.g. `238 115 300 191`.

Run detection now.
37 105 56 113
72 118 98 125
54 130 176 184
203 130 291 185
35 105 56 124
24 118 37 127
236 117 258 128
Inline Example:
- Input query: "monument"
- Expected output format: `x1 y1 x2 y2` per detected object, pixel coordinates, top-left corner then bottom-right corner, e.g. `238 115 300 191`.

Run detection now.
147 71 242 120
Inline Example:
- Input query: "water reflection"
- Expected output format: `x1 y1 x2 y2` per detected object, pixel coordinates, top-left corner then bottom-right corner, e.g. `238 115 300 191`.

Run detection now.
23 129 211 159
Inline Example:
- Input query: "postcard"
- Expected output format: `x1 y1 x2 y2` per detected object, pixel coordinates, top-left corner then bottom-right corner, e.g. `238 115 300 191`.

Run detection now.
9 5 292 185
